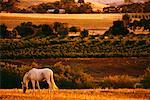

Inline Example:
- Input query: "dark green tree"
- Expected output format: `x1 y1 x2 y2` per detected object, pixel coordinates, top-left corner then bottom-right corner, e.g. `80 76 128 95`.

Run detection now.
122 13 130 28
14 22 35 37
41 24 54 36
53 22 68 36
0 24 9 38
78 3 92 13
78 0 84 3
69 26 79 33
61 0 75 3
104 20 129 36
80 29 89 38
0 0 20 12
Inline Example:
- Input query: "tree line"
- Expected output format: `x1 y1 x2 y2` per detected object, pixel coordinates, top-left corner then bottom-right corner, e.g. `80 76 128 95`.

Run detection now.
120 1 150 13
0 22 88 39
1 0 150 13
0 0 93 13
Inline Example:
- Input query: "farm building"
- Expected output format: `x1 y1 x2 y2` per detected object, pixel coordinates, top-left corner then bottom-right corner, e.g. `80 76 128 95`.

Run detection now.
103 6 121 13
47 9 65 14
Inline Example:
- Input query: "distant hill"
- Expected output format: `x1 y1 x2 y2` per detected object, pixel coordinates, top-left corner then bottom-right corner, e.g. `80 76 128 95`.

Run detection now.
17 0 109 11
17 0 57 8
89 2 109 11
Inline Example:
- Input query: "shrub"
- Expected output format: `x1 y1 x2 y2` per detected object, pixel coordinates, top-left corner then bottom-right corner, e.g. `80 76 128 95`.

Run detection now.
14 22 35 37
69 26 80 33
1 68 21 88
49 61 95 89
140 67 150 88
80 29 89 38
0 61 34 89
99 75 139 89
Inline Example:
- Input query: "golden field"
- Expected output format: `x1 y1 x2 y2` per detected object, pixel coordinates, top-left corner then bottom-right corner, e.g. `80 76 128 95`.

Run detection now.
0 89 150 100
0 13 122 30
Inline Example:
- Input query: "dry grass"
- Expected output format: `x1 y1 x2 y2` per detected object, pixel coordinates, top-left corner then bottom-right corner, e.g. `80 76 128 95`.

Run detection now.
0 13 122 30
0 89 150 100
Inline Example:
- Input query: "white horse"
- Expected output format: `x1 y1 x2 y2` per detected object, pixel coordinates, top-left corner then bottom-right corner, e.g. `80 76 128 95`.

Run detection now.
22 68 58 93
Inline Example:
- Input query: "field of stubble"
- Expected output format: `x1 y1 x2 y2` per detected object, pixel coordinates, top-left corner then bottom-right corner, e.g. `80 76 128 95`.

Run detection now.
0 13 122 30
0 89 150 100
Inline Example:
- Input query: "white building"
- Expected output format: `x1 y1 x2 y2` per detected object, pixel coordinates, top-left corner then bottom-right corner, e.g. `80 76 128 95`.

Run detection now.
47 9 65 14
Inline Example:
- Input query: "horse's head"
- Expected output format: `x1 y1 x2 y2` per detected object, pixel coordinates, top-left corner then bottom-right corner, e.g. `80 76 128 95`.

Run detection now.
21 82 27 93
22 72 29 93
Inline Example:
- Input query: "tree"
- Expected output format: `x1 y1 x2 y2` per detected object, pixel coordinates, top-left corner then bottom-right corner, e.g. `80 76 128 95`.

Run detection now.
14 22 35 37
80 29 89 38
53 22 69 36
69 26 79 33
78 0 84 4
122 14 131 28
0 0 20 12
41 24 54 36
104 20 129 36
78 3 92 13
0 24 10 38
61 0 75 4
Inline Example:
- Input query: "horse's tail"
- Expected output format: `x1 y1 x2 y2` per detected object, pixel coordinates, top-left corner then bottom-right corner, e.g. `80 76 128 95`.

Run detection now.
50 72 58 90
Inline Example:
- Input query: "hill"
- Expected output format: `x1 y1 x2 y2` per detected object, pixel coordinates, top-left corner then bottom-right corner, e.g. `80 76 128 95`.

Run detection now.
17 0 109 11
17 0 57 8
6 57 150 81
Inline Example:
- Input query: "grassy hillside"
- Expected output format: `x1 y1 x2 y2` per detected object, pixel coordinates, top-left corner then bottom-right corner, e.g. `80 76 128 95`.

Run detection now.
6 57 150 81
1 58 150 89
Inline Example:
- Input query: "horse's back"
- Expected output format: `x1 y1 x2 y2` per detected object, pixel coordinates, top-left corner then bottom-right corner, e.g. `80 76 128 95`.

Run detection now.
29 68 52 72
28 68 53 80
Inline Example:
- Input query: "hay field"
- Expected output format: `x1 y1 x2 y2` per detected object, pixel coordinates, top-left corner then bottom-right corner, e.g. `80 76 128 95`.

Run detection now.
0 13 122 30
0 89 150 100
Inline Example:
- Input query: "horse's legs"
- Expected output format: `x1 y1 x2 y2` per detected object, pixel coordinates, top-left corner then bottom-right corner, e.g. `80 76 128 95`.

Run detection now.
36 81 41 90
26 80 29 89
47 80 52 92
31 80 35 91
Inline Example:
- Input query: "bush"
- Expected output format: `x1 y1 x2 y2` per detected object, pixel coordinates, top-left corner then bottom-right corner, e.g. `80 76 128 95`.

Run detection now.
140 67 150 88
0 61 34 89
1 68 21 89
104 20 129 36
80 29 89 38
99 75 139 89
49 61 95 89
14 22 35 37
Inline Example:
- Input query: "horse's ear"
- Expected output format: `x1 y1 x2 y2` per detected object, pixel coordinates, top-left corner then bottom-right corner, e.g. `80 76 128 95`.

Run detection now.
25 72 29 75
